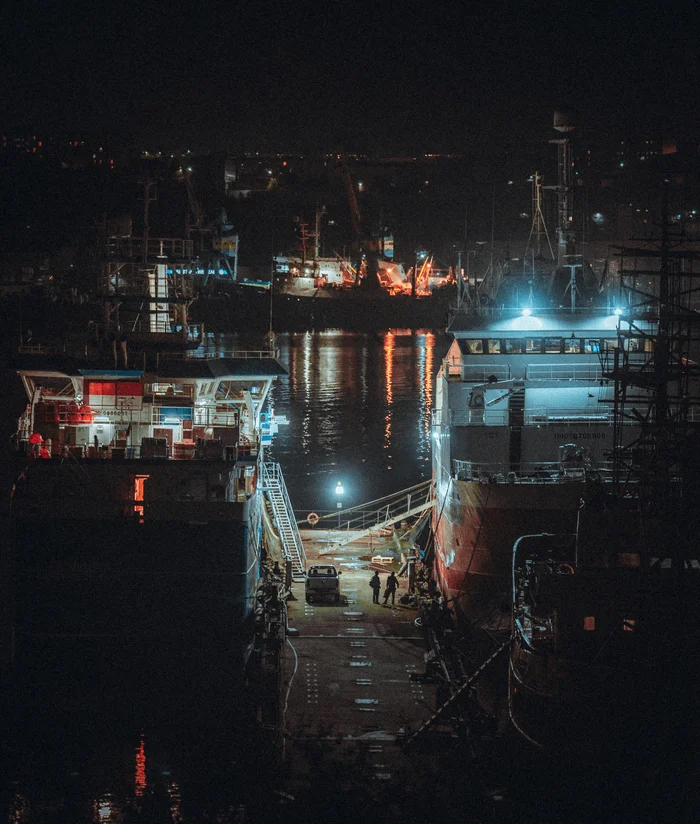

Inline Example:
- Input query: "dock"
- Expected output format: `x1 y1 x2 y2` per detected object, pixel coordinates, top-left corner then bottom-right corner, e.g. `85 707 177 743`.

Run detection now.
281 531 439 796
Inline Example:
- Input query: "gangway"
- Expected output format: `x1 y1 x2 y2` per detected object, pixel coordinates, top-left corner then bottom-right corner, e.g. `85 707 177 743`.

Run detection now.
303 481 434 548
262 462 307 580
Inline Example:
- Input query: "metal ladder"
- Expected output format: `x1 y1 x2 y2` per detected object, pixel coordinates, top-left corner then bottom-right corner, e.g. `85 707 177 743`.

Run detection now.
262 462 307 580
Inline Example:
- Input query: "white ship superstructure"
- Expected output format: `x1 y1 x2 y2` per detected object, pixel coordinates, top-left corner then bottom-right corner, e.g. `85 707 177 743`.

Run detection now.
431 306 652 620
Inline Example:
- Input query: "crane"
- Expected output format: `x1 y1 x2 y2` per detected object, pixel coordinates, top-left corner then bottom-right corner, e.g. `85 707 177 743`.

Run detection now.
336 152 382 291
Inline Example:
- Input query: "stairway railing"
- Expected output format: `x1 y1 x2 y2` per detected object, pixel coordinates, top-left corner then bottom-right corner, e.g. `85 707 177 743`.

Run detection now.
261 462 307 579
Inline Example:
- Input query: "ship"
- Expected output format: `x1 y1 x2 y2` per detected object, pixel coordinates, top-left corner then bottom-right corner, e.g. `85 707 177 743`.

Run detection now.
430 110 650 625
1 217 295 694
269 193 456 330
507 195 700 752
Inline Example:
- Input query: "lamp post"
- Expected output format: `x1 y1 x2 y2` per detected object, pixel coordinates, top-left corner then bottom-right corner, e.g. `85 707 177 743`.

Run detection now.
335 480 344 509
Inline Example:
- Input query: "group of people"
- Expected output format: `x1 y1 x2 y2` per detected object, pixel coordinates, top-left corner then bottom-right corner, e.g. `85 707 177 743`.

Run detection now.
369 570 400 605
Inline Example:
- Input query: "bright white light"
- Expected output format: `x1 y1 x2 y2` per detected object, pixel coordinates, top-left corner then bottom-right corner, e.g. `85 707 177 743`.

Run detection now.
614 308 623 316
521 308 532 317
335 481 344 496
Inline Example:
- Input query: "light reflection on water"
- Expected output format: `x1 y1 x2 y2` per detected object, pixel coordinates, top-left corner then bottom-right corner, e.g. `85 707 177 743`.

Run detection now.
266 329 449 514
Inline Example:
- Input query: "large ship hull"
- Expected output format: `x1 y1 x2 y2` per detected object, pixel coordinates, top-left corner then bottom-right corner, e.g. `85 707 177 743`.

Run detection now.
432 479 583 623
9 518 259 657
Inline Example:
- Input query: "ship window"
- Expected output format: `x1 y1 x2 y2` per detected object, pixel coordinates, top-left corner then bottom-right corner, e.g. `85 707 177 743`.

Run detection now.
564 338 581 353
504 339 523 354
544 337 562 353
487 339 501 354
583 616 595 631
604 339 618 351
626 337 645 353
525 338 542 353
463 339 483 354
584 339 600 353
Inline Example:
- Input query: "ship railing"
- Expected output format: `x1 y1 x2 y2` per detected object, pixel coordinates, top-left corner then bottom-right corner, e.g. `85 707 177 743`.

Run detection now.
158 348 278 362
40 403 245 431
524 408 614 424
431 408 447 427
452 459 616 484
444 359 511 382
104 236 194 260
49 439 257 461
17 343 68 355
526 363 603 381
439 407 629 427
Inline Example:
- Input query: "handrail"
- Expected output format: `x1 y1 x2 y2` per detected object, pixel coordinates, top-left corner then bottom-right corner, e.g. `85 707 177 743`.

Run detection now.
452 459 615 483
159 348 278 361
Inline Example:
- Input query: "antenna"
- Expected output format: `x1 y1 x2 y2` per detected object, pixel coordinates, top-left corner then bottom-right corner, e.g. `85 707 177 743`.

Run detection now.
524 171 555 266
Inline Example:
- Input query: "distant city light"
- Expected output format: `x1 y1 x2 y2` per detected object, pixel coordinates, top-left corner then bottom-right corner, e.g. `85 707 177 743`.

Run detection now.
592 212 605 224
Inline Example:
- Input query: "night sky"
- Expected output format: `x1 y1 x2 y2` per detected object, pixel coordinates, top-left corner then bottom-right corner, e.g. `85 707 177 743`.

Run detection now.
3 0 699 152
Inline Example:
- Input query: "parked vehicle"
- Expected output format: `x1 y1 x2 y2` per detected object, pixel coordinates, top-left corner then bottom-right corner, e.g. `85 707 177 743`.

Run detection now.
305 564 342 604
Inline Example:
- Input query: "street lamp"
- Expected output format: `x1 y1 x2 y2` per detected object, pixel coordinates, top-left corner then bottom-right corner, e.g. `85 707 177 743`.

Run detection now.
335 480 344 509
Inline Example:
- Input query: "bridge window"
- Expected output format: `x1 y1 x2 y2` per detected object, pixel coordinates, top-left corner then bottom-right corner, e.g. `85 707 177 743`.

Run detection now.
504 339 523 354
525 338 542 353
584 339 600 353
544 337 563 353
463 339 483 354
487 339 501 354
565 337 581 353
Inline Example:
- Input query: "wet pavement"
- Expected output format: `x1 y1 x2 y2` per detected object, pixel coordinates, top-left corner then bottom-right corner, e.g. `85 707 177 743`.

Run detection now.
282 535 439 792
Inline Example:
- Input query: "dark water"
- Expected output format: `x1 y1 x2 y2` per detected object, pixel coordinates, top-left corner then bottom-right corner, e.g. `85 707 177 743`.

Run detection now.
0 329 450 822
267 329 448 515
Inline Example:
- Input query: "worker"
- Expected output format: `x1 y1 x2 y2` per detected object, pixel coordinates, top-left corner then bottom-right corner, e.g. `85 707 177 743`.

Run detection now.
39 445 50 459
369 571 382 604
28 432 43 458
383 571 400 605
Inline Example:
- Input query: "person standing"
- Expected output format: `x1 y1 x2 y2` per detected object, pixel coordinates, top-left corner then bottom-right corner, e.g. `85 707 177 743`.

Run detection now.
383 571 399 605
369 571 381 604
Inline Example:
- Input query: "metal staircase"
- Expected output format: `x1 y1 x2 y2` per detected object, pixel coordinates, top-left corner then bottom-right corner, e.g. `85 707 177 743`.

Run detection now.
509 386 525 473
261 462 307 580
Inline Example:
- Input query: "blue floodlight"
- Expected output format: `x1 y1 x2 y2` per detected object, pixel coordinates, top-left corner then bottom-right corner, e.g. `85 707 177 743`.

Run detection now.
522 307 532 317
614 308 623 316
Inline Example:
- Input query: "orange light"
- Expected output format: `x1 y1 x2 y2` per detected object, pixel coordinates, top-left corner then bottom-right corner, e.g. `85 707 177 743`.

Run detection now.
134 475 148 522
135 734 147 796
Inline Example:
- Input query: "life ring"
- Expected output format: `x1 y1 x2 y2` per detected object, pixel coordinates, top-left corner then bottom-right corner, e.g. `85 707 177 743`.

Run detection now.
307 512 320 526
558 563 575 574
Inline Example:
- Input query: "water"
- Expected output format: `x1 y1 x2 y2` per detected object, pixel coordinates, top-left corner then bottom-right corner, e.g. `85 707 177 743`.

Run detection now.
0 329 450 821
267 330 449 515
